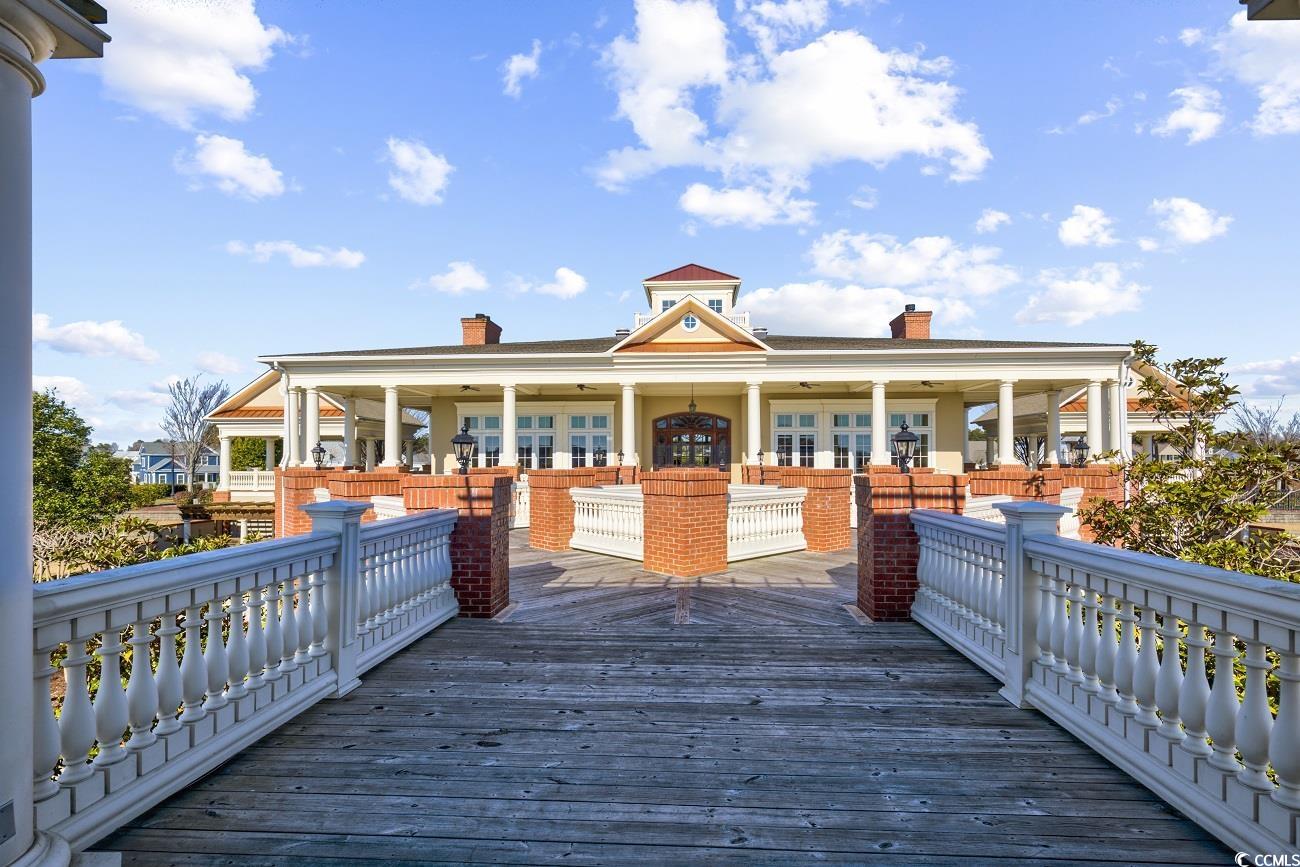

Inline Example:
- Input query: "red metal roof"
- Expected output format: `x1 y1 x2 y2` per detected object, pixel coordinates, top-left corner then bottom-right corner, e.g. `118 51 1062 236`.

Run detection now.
643 264 741 283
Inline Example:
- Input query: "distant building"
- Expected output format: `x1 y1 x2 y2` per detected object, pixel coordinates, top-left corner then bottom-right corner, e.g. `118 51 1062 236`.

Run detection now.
129 440 220 488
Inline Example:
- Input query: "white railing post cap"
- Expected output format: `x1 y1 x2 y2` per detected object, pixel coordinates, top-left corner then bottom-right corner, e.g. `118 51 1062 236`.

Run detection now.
303 501 371 523
993 501 1070 533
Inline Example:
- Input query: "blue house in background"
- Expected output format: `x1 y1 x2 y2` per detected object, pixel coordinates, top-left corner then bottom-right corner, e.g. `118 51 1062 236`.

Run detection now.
126 440 220 489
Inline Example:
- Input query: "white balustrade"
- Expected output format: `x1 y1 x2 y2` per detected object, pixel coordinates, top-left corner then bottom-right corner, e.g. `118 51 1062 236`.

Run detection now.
371 495 407 521
511 479 530 529
911 502 1300 856
30 504 457 851
227 470 276 492
727 485 807 561
964 489 1084 541
570 486 645 560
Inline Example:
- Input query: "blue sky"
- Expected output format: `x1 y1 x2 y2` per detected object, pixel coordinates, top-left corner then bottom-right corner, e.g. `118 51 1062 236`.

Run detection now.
29 0 1300 446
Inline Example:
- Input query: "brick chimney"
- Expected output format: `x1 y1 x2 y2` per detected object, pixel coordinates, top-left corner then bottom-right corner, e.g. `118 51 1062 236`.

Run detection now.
461 313 502 346
889 304 931 340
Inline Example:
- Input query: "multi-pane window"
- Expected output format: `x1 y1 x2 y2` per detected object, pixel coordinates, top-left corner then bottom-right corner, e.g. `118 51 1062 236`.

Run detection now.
516 415 555 469
774 413 816 467
707 299 724 314
569 414 611 467
661 299 676 312
462 414 503 467
832 412 872 470
889 412 931 468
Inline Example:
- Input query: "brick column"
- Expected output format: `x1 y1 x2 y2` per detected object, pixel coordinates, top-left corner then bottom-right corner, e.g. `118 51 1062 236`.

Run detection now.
968 466 1063 503
1061 465 1123 542
274 467 333 537
855 472 966 622
777 467 852 552
401 473 511 618
526 468 599 551
641 468 729 578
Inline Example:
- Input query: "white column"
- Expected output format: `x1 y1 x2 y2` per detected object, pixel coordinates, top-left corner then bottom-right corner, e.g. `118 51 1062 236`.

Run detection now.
304 386 321 462
997 380 1017 466
428 403 438 473
1085 381 1103 464
218 436 232 490
365 438 377 471
343 397 357 466
287 388 303 466
381 386 401 466
264 436 275 471
280 376 293 467
501 384 517 467
621 383 637 464
745 382 761 464
1045 389 1062 466
870 381 889 465
1106 379 1123 462
1 6 108 864
1143 433 1155 459
404 440 414 466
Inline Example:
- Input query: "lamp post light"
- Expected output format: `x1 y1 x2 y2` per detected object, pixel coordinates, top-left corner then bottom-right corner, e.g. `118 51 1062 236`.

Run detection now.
594 445 608 467
1069 437 1090 468
892 422 919 474
451 425 475 475
311 441 326 471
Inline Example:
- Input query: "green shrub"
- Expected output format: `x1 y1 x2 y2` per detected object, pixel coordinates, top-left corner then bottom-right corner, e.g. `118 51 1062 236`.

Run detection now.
128 483 170 507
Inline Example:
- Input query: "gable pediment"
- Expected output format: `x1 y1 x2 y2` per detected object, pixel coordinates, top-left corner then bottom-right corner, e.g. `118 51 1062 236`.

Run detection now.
612 296 768 354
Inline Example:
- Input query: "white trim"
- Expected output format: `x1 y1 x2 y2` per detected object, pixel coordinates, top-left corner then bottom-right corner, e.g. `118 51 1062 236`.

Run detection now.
768 398 937 469
454 400 616 470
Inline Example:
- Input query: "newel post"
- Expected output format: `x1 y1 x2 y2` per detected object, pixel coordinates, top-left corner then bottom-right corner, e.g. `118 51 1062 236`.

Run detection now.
994 501 1069 709
303 501 370 698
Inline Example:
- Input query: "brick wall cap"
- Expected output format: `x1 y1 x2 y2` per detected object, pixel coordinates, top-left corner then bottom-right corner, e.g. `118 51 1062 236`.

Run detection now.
525 468 601 489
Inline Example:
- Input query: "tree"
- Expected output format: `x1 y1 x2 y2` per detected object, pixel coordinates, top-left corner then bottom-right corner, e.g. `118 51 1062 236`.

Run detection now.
229 436 279 471
33 389 133 527
1083 342 1299 580
161 375 230 488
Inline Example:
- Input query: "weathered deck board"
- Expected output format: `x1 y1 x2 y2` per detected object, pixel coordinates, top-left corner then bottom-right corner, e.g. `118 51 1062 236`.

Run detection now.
94 532 1230 864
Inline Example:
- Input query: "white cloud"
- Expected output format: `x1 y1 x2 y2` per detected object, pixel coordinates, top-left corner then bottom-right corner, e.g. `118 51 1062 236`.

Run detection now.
1057 204 1118 247
1211 12 1300 136
384 137 454 205
1150 196 1231 244
1151 85 1224 144
809 230 1019 298
226 239 365 268
33 375 95 406
517 267 588 299
1137 237 1160 252
1179 27 1204 47
1017 263 1147 326
849 185 878 210
974 208 1011 234
176 134 284 199
503 39 542 98
678 180 815 227
1235 355 1300 396
416 261 490 294
597 2 989 222
736 281 972 336
97 0 289 128
1077 96 1122 126
195 351 243 376
33 313 159 363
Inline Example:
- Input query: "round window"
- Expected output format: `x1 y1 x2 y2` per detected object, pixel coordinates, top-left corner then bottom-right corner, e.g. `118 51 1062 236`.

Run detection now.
682 313 699 332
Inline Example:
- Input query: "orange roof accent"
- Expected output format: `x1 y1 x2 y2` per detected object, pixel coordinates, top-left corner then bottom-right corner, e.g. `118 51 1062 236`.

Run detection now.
1061 397 1179 413
213 407 344 419
615 341 763 353
643 264 740 283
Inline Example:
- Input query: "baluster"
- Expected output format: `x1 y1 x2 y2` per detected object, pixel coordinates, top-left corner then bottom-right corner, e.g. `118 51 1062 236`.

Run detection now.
1096 593 1119 705
154 612 183 735
393 539 410 613
179 605 208 720
1114 602 1139 717
1133 607 1161 732
1205 629 1241 773
310 568 329 656
58 635 97 784
1036 565 1055 667
124 619 159 750
226 593 249 700
33 648 61 800
202 598 229 711
295 573 313 663
989 548 1004 636
246 589 267 691
278 576 300 672
93 627 130 767
1236 639 1274 791
374 546 391 626
359 547 376 633
1270 650 1300 807
1178 622 1212 758
262 585 284 682
1065 582 1085 685
1155 609 1185 745
1050 571 1069 675
1079 586 1101 694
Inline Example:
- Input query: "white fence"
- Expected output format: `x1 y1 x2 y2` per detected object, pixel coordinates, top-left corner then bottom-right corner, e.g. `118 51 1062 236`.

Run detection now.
571 486 645 559
227 470 275 492
568 484 808 562
963 487 1085 541
30 503 457 851
371 495 406 521
727 485 807 561
912 503 1300 856
512 479 530 529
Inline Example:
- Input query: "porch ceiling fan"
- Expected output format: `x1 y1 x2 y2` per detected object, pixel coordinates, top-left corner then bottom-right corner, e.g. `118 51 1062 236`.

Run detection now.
797 381 820 389
460 385 480 392
920 381 947 388
575 384 596 391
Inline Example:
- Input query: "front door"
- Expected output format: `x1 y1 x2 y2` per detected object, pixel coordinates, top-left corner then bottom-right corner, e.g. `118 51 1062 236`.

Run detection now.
652 412 731 468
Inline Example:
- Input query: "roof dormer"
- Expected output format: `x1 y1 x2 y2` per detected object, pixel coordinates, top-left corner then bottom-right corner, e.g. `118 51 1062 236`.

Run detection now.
638 264 748 330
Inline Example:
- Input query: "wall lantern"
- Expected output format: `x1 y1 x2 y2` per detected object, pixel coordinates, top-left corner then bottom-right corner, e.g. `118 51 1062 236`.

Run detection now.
892 423 918 474
1069 437 1090 467
594 445 608 467
451 425 475 475
311 441 326 471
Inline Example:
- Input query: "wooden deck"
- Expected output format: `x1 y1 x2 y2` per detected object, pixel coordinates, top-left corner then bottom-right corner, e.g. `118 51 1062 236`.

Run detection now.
95 532 1229 864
